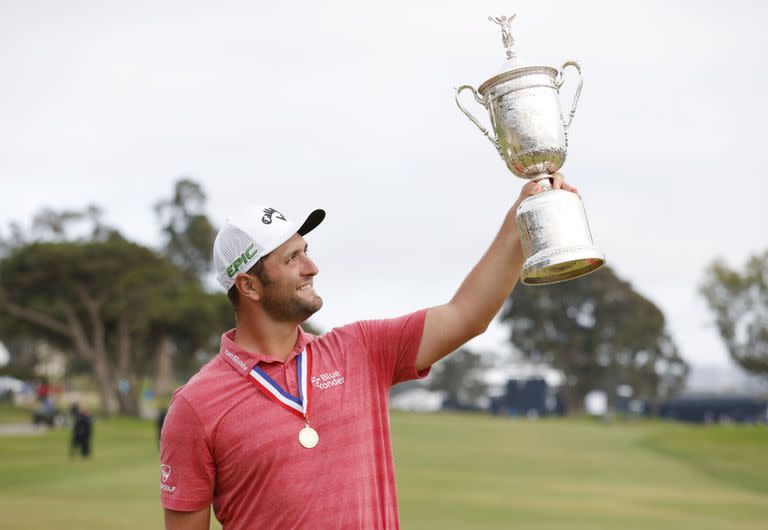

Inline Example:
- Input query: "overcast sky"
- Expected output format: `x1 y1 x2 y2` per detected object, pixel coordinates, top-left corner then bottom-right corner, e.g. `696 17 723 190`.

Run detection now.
1 0 766 370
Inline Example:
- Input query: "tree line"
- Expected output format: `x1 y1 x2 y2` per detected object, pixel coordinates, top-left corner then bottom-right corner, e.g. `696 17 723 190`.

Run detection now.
1 179 765 414
0 180 230 415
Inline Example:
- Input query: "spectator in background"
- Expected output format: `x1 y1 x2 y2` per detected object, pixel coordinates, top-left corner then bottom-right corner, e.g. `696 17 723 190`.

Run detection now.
69 401 80 458
69 402 80 423
68 402 80 456
36 377 50 405
71 406 93 458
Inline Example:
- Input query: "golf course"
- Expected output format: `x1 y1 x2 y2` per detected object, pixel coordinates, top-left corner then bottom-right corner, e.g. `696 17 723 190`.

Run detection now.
0 404 766 529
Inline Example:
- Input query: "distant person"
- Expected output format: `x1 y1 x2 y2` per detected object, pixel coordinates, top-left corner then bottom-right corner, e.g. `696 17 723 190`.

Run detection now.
33 395 57 429
71 407 93 458
160 175 578 529
118 378 130 398
68 402 80 454
36 378 50 404
69 402 80 423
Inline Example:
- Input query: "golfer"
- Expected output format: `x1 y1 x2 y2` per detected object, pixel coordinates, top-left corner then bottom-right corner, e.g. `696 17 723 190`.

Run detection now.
160 174 577 529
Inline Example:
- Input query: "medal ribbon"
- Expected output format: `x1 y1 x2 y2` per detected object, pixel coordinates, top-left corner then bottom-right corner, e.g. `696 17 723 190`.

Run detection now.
247 342 314 423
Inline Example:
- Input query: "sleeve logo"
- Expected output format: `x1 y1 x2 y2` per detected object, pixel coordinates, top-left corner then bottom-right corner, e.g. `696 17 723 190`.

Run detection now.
160 464 177 494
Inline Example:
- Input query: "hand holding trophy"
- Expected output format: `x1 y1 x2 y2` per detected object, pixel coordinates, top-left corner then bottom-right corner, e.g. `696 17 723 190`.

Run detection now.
456 15 605 285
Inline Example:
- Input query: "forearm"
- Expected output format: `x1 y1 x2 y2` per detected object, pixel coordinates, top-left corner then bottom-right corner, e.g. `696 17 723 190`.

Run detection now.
415 175 572 370
416 206 524 370
449 206 524 334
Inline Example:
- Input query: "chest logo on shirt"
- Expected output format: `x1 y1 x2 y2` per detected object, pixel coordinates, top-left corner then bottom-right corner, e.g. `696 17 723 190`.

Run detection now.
311 370 345 390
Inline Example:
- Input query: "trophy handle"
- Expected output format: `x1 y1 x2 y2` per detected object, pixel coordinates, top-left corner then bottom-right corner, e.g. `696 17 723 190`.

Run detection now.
555 60 583 131
455 85 501 154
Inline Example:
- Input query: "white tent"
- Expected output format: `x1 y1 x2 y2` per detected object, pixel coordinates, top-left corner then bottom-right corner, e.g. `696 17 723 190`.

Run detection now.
0 340 9 368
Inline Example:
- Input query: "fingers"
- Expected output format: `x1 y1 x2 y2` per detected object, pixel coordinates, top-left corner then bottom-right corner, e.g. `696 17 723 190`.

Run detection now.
521 180 542 198
551 172 565 190
550 172 580 196
562 182 579 195
518 173 579 204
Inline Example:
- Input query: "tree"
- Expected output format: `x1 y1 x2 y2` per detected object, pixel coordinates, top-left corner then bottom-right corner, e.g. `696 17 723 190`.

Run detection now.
700 251 768 377
154 178 217 278
0 204 115 254
0 188 232 415
427 347 487 406
499 266 687 410
152 178 226 392
0 235 225 415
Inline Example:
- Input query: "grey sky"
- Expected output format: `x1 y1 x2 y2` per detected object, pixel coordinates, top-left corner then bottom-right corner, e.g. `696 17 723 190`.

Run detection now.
1 0 766 369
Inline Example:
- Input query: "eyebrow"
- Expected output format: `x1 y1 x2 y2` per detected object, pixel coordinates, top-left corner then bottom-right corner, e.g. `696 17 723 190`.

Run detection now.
281 243 308 260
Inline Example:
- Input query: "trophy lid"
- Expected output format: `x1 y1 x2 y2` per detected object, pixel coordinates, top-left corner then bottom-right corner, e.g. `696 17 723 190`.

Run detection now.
489 15 523 72
477 15 558 94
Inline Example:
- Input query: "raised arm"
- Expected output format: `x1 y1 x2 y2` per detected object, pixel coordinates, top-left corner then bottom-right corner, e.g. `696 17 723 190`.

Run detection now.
415 174 577 371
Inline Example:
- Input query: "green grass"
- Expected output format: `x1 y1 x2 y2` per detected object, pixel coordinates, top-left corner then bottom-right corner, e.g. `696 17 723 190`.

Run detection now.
0 401 35 423
0 409 766 529
393 413 768 530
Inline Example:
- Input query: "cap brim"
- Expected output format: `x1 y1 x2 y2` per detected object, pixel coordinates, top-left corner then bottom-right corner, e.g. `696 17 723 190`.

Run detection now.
297 209 325 236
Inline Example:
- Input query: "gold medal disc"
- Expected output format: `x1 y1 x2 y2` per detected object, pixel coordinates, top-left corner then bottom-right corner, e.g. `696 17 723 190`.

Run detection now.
299 426 319 449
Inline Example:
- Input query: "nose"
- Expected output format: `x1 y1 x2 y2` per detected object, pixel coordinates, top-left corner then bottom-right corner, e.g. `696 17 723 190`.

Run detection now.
301 255 319 277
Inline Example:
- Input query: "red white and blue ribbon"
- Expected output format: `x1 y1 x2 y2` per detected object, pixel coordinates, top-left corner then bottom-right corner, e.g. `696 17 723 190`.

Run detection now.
247 342 314 423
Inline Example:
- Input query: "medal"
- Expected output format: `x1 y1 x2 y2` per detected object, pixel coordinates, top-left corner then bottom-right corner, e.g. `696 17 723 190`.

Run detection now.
248 342 319 449
299 424 319 449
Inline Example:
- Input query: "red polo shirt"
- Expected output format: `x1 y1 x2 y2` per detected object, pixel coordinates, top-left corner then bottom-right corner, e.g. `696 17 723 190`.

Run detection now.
160 310 428 529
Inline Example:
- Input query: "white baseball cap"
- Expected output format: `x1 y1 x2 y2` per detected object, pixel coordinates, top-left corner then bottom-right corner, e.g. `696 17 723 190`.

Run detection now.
213 205 325 291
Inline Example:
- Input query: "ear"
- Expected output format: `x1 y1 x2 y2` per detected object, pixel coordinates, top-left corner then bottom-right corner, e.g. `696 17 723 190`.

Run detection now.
235 274 262 303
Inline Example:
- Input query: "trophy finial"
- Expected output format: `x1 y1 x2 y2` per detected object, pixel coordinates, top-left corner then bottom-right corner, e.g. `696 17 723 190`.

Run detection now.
489 15 517 60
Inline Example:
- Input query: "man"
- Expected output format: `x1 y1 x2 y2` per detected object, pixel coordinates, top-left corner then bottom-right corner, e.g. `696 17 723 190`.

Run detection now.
161 175 577 529
68 401 80 457
72 405 93 458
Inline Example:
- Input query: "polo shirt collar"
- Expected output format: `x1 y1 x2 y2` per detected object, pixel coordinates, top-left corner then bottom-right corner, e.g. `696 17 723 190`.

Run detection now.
219 326 315 377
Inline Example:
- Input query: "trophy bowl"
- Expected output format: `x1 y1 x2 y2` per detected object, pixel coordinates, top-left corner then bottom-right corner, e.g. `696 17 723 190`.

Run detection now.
473 65 566 178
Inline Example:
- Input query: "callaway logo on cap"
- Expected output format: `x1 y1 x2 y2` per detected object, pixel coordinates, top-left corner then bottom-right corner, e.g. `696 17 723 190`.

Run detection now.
213 205 325 291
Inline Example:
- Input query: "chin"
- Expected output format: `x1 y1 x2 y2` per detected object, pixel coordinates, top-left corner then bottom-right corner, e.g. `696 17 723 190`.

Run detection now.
307 295 323 315
297 295 323 322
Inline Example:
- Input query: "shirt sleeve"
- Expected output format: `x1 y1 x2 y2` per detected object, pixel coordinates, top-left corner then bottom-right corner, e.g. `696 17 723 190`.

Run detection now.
159 393 215 512
356 309 430 387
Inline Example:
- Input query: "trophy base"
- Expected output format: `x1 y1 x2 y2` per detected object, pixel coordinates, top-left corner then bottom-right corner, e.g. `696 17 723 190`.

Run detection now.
520 245 605 286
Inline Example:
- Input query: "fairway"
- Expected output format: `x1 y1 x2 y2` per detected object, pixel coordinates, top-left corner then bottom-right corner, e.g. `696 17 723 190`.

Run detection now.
0 409 766 529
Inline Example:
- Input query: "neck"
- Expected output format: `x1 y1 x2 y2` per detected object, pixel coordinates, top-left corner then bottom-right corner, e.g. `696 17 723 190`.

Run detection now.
234 312 300 362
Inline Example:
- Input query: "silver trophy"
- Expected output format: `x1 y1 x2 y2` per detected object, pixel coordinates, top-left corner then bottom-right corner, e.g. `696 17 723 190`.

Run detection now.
456 15 605 285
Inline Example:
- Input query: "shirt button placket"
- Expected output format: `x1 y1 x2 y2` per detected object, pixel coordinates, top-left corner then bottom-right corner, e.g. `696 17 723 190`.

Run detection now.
285 362 298 396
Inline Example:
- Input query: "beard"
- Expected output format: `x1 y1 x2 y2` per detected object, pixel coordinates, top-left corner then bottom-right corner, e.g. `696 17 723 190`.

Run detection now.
260 282 323 323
